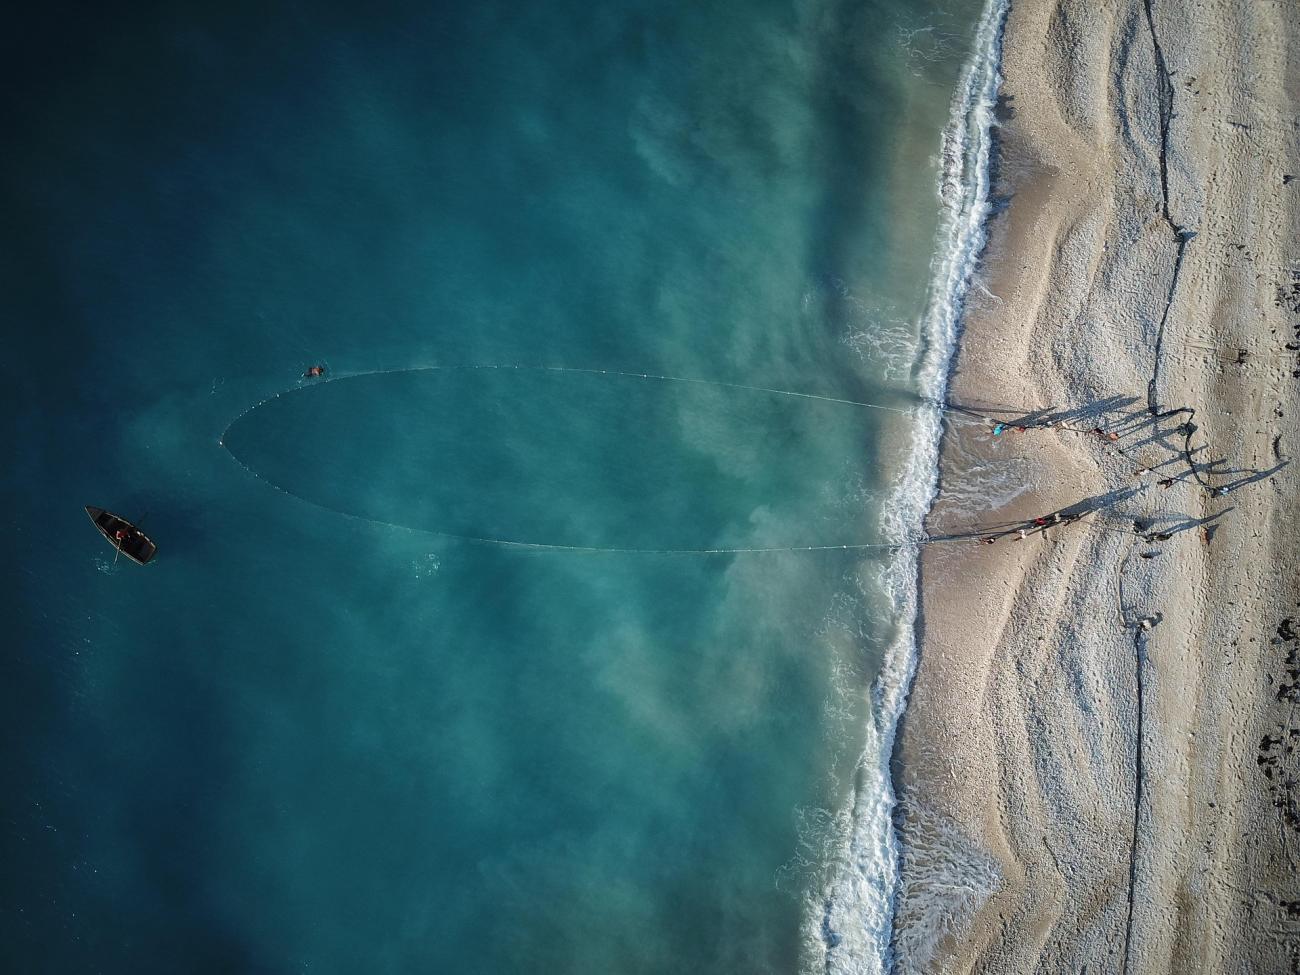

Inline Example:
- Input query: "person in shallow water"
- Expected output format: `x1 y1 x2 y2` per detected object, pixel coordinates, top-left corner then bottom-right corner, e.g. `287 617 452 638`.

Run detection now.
304 364 326 378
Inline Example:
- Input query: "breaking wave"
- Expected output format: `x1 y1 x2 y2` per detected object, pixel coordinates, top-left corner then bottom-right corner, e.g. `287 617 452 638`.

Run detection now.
806 0 1008 971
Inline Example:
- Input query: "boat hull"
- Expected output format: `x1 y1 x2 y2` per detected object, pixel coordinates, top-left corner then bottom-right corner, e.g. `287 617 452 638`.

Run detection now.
85 506 157 565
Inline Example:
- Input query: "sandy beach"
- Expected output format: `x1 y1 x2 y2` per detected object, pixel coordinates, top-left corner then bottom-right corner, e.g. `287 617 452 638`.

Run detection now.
891 0 1300 970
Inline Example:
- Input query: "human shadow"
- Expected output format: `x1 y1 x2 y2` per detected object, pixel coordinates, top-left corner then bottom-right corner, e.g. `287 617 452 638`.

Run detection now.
925 485 1144 543
1128 452 1192 476
1199 459 1289 493
946 394 1142 431
1055 486 1145 520
1114 410 1195 452
1133 508 1233 543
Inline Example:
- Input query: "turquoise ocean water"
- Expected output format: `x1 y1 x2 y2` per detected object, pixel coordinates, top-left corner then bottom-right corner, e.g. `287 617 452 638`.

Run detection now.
1 1 993 971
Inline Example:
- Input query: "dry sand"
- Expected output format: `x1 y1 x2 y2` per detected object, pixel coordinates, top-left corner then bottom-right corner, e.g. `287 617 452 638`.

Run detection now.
890 0 1300 971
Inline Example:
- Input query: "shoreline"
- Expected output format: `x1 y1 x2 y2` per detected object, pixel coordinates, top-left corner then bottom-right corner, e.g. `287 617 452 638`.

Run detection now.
812 0 1010 969
891 0 1300 971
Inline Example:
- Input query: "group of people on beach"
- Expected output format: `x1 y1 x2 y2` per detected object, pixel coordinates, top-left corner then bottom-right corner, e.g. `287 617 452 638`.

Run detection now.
976 508 1090 545
959 397 1242 549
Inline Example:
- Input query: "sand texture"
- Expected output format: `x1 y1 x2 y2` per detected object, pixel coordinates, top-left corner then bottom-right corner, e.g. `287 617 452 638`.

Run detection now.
891 0 1300 971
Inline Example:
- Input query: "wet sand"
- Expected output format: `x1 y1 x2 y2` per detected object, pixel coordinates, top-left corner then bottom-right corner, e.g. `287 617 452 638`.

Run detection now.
891 0 1300 970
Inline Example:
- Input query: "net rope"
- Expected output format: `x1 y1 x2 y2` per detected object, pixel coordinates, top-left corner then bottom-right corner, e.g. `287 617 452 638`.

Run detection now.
215 363 1168 554
217 364 932 555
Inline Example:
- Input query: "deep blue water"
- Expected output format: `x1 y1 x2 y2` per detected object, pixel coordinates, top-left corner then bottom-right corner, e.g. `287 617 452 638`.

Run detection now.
2 2 977 972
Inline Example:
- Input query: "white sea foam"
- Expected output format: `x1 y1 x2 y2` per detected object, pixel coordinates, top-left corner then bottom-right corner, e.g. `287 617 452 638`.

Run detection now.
842 310 921 385
411 553 442 578
936 431 1033 516
806 0 1008 970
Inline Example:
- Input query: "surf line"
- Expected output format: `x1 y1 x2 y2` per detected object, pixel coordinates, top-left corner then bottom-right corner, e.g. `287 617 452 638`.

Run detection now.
216 362 938 556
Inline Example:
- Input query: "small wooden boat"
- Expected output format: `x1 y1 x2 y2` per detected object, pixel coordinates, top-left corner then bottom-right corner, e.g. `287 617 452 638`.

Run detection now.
85 506 157 565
